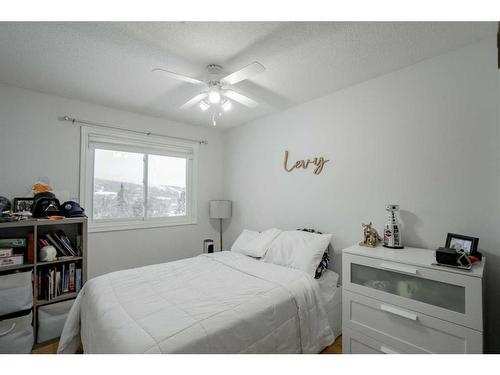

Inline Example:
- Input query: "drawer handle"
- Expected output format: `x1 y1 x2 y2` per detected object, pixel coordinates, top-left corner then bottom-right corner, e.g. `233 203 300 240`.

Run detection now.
380 345 400 354
0 323 16 336
380 262 418 275
380 304 418 321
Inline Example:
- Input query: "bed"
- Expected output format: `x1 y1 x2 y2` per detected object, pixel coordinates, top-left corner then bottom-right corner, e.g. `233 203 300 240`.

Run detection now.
58 251 341 354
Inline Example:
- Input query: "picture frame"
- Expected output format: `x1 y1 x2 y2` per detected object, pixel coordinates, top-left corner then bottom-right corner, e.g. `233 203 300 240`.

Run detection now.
13 197 34 213
445 233 479 256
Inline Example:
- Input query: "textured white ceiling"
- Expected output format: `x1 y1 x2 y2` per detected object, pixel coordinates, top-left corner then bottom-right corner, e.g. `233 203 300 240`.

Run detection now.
0 22 495 129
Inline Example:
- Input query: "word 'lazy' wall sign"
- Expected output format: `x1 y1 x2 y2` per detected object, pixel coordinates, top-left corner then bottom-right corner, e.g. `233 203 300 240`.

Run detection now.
283 150 329 175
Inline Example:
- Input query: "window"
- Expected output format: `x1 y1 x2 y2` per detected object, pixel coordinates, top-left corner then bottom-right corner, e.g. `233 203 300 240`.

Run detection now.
80 126 198 232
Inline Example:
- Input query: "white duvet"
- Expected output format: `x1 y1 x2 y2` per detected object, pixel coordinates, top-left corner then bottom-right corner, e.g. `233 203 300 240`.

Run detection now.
58 251 334 354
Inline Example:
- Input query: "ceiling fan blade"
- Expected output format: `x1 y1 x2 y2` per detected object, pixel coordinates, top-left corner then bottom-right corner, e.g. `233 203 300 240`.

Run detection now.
180 93 208 109
152 68 206 86
220 62 265 86
224 90 258 108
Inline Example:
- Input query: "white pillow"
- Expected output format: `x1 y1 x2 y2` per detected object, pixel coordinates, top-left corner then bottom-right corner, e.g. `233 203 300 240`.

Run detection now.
231 228 282 258
262 230 332 277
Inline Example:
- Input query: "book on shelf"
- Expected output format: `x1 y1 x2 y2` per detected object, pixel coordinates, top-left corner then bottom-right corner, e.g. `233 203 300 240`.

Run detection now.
38 230 78 259
56 271 61 296
44 270 53 301
57 231 79 256
58 256 75 261
0 248 13 257
0 237 28 268
44 232 69 257
0 238 27 248
0 254 24 268
37 269 42 300
69 263 75 292
76 235 82 256
52 231 74 256
37 262 82 301
27 232 35 263
62 264 69 293
75 268 82 293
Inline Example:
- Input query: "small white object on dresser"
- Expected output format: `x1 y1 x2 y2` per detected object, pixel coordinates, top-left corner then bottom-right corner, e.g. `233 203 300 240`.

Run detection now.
342 244 485 354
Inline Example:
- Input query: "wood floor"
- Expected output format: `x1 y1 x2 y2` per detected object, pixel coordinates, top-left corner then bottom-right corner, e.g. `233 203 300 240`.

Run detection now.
321 335 342 354
32 339 60 354
33 336 342 354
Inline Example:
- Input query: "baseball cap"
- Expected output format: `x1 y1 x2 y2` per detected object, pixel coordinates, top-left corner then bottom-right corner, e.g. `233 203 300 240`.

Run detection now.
60 201 86 218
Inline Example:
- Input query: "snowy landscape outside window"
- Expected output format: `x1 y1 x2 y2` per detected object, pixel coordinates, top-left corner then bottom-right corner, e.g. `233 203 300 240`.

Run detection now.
81 126 198 232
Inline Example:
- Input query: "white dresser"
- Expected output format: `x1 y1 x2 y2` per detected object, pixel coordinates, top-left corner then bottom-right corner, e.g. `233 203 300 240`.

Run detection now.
342 244 485 354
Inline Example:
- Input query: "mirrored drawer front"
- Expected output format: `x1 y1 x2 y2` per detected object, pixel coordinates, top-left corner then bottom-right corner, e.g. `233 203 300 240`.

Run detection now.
351 263 465 313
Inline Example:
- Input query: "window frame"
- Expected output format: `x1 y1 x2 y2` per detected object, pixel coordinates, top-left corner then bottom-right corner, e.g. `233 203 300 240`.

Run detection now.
80 126 198 232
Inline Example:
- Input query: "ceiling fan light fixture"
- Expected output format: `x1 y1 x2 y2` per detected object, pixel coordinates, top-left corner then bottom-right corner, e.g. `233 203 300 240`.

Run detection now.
208 89 221 104
156 61 265 111
199 101 210 111
222 100 232 112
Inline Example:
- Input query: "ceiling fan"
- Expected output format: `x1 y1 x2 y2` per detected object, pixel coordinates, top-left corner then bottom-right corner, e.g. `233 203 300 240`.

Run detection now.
152 62 265 125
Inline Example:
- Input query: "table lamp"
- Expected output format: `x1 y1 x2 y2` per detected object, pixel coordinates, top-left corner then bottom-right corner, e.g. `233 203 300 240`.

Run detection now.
209 200 232 251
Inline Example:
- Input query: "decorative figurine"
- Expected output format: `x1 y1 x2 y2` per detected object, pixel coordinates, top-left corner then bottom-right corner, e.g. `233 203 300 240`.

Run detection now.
360 222 382 247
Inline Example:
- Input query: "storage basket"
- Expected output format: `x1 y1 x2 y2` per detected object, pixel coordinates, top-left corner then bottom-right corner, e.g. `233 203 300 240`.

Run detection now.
37 299 74 343
0 271 33 315
0 310 34 353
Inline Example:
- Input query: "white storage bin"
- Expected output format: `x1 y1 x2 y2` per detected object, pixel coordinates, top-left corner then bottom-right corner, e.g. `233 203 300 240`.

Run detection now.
0 311 34 354
37 299 74 343
0 271 33 315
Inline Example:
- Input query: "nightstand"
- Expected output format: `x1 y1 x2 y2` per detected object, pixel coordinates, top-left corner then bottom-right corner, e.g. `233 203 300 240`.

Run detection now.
342 244 485 354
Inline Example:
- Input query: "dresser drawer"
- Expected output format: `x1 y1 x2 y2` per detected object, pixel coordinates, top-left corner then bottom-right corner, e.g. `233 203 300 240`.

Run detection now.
343 327 384 354
343 253 483 330
343 291 482 353
342 327 413 354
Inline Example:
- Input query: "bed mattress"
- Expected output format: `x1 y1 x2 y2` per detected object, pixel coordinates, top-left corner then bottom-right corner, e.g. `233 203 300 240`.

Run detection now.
58 251 335 354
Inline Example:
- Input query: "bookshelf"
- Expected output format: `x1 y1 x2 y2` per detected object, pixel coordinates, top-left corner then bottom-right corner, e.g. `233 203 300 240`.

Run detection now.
0 217 87 347
35 292 79 307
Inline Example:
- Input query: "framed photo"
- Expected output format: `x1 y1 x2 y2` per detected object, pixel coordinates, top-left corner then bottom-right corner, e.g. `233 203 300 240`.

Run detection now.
13 197 34 213
445 233 479 256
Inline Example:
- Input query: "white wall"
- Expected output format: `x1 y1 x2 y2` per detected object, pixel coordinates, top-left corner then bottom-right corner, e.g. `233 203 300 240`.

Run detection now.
0 85 225 278
224 38 500 352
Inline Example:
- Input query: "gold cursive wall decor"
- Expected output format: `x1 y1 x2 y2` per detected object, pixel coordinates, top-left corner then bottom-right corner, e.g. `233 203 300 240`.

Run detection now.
283 150 330 175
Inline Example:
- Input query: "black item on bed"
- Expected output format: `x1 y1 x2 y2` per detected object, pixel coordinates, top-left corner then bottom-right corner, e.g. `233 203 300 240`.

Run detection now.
297 228 330 279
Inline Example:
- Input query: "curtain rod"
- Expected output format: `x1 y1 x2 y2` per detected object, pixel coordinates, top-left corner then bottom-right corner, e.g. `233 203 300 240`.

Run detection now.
60 115 208 145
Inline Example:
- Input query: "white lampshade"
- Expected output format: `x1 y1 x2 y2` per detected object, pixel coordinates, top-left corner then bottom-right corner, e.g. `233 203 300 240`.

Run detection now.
209 200 232 219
